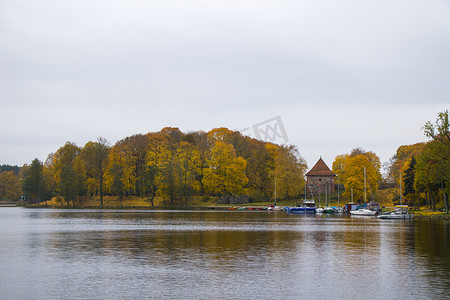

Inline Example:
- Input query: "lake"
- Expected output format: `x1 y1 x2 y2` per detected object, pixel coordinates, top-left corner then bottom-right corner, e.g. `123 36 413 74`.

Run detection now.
0 207 448 299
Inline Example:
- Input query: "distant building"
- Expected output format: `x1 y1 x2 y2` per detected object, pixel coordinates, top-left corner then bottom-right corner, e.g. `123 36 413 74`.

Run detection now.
306 158 336 197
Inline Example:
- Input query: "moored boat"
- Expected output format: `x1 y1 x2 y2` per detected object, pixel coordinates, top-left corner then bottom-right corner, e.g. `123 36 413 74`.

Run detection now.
377 205 412 219
268 205 282 211
349 167 378 217
378 171 412 219
350 208 377 216
287 200 316 214
323 207 335 214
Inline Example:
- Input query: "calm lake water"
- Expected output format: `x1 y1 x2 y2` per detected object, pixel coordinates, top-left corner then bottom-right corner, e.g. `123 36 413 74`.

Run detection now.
0 208 449 299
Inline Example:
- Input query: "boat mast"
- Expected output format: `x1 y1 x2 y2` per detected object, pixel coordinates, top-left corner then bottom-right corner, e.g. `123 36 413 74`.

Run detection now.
337 175 340 207
364 167 367 205
304 177 306 202
275 178 277 205
399 167 402 206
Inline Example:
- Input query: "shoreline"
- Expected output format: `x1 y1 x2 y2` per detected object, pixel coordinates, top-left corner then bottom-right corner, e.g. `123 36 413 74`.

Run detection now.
8 203 449 221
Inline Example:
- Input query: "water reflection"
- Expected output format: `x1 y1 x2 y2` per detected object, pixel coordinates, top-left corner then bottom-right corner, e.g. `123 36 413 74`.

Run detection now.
0 208 448 299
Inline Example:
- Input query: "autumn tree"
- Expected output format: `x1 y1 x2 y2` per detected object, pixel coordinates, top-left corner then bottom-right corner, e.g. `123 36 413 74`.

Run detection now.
412 111 450 212
176 141 201 205
386 143 425 188
267 144 307 200
81 137 110 206
0 171 22 201
144 132 169 206
54 142 86 206
106 135 148 197
203 141 248 196
155 140 178 205
106 144 126 198
230 135 273 201
43 154 57 200
109 162 125 206
332 149 381 203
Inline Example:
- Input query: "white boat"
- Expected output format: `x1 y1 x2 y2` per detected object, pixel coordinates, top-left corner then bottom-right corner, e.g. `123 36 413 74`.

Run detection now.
377 205 412 219
350 208 377 216
316 207 324 213
335 206 344 213
268 205 282 211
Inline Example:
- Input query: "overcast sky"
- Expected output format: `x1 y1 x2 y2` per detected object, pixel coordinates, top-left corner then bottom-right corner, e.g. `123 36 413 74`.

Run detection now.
1 0 449 171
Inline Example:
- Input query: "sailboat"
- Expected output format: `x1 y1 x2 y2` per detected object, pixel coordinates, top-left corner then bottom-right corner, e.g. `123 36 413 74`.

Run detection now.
323 182 335 213
377 168 412 219
268 179 281 211
350 167 377 216
287 179 316 214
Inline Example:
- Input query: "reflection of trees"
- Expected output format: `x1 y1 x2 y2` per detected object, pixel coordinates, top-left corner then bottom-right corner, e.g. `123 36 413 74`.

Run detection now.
414 219 450 288
43 211 304 266
25 211 450 298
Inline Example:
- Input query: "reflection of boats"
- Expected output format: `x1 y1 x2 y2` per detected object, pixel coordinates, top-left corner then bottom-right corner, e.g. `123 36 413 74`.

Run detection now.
377 205 412 219
287 200 316 214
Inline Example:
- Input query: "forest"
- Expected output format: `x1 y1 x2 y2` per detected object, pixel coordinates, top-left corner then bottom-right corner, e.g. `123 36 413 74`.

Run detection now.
0 110 448 211
1 127 307 207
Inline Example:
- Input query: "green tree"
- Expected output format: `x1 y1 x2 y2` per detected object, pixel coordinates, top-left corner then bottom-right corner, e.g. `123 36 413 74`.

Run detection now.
22 158 48 204
54 142 86 206
0 165 20 174
403 156 416 206
417 110 450 212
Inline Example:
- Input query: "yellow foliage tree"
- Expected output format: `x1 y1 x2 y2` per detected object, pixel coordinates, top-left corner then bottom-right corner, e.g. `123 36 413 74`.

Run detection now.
0 171 22 201
267 144 307 200
332 150 381 203
203 141 248 196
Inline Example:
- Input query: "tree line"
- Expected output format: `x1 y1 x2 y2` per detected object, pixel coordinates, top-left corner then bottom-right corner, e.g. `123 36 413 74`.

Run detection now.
1 127 307 206
1 111 448 211
384 110 449 212
330 110 448 212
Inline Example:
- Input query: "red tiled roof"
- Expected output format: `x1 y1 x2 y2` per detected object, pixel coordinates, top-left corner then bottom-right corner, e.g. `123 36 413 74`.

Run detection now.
306 158 336 177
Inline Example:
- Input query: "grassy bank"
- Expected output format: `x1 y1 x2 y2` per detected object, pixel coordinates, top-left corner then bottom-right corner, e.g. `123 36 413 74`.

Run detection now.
408 209 450 221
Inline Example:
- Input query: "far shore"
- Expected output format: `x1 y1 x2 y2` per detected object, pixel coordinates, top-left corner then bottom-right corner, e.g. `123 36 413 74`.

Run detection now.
3 198 448 221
